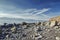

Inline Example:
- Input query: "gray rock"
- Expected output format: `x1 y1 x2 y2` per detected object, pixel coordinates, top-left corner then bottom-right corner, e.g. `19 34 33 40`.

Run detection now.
56 37 60 40
49 21 57 27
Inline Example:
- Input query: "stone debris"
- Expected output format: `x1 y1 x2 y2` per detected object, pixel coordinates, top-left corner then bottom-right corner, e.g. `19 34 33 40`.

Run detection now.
0 20 60 40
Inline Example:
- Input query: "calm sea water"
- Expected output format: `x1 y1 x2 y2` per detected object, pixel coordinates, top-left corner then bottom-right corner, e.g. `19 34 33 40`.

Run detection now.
0 18 41 24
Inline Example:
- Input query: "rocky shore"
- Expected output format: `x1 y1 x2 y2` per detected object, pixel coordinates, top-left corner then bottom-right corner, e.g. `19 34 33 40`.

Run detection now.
0 16 60 40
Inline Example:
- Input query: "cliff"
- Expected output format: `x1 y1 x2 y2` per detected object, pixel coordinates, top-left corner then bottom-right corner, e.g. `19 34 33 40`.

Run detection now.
49 16 60 22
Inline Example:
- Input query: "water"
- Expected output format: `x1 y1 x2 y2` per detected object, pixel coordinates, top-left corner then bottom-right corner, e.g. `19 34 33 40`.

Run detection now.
0 18 42 24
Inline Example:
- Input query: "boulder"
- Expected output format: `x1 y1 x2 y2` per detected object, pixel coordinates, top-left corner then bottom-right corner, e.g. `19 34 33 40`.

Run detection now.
37 22 41 26
54 26 59 29
57 22 60 26
49 16 60 26
56 37 60 40
22 25 27 29
42 21 50 26
40 22 43 26
11 26 16 32
35 22 41 26
49 21 57 27
35 34 42 40
22 22 27 25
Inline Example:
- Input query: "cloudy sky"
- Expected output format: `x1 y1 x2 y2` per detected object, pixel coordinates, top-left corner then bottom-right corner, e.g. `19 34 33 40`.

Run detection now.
0 0 60 23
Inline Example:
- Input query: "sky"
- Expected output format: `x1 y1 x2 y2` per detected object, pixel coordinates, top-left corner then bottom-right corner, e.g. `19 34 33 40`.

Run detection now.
0 0 60 23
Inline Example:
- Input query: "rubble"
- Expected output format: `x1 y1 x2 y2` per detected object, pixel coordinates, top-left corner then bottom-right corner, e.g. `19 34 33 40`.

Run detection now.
0 19 60 40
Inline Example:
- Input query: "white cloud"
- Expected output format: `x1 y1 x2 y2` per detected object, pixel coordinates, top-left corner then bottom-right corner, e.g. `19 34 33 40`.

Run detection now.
0 4 51 20
34 8 50 15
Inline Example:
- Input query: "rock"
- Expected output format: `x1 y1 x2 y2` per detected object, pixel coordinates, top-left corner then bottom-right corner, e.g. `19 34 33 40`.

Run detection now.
11 26 16 32
45 22 49 26
35 34 42 40
54 26 59 29
22 25 27 29
42 21 50 26
49 16 60 27
6 35 9 38
22 33 27 37
34 26 39 32
0 29 2 34
22 22 27 25
57 22 60 26
37 27 42 32
56 37 60 40
41 22 43 26
49 16 60 22
37 22 41 26
49 21 57 27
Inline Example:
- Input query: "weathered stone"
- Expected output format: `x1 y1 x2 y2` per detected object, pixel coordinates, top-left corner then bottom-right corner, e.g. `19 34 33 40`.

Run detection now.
56 37 60 40
41 22 43 26
22 25 27 29
49 16 60 26
42 21 50 26
6 35 9 38
11 26 16 32
54 26 59 29
37 22 41 26
22 22 27 25
35 34 42 40
57 22 60 26
49 21 57 27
